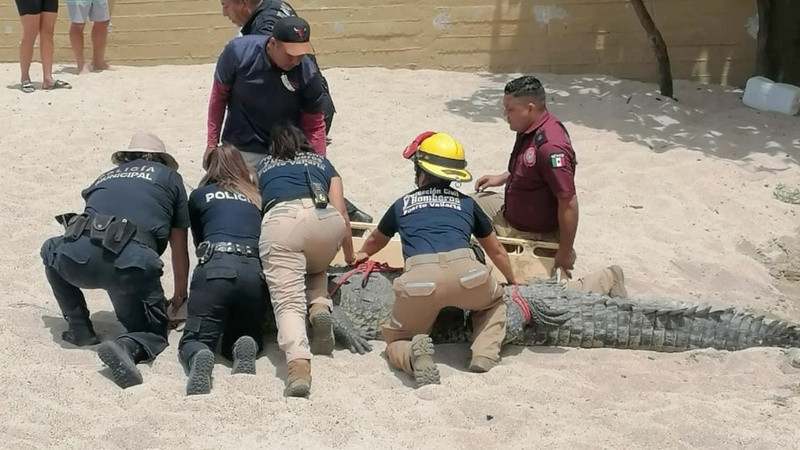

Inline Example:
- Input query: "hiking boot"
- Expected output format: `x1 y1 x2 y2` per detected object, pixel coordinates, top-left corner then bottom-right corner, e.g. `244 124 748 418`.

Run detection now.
186 348 215 396
231 336 258 375
468 356 497 373
607 265 628 298
97 337 144 389
284 359 311 398
309 304 334 356
410 334 440 388
62 322 100 347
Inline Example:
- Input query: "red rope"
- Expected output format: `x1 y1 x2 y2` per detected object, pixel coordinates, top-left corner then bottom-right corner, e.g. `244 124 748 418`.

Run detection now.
511 284 531 325
328 259 404 297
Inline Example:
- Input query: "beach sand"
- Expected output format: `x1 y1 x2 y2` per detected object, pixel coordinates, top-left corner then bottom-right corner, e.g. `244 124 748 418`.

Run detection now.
1 62 799 448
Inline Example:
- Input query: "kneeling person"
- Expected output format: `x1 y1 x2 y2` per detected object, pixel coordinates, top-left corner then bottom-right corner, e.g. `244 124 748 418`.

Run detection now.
40 132 190 389
355 132 518 388
179 145 269 395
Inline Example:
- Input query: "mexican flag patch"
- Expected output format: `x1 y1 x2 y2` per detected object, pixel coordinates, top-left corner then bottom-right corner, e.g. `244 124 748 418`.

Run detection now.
549 152 566 168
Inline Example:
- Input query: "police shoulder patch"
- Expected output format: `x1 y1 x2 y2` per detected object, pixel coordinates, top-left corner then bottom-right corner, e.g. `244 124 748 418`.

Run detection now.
534 130 547 147
523 147 536 167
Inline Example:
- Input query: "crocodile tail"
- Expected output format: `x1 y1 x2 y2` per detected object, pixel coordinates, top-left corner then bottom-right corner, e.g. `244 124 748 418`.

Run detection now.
520 282 800 351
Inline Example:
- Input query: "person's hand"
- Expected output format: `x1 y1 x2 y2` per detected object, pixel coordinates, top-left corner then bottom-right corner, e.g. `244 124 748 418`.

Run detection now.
475 174 504 192
345 251 357 266
202 145 217 169
354 251 369 264
553 247 577 279
169 292 188 316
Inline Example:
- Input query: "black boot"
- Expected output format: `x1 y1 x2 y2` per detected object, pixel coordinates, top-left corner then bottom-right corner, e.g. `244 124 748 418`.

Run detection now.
62 320 100 347
97 337 146 389
186 349 215 396
345 198 373 223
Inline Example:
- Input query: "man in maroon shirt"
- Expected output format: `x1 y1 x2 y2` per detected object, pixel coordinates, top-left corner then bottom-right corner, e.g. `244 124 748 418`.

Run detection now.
473 75 626 297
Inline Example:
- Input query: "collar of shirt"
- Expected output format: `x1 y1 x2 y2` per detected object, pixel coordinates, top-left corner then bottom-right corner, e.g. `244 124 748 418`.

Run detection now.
520 110 552 136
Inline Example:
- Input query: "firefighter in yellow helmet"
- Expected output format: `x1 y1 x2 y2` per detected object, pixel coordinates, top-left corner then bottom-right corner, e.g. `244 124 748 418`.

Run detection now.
355 132 519 388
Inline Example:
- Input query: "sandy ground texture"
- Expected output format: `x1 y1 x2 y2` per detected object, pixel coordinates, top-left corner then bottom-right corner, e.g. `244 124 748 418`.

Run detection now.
1 62 799 448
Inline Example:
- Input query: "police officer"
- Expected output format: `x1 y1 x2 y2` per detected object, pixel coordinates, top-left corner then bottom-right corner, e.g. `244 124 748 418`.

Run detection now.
40 131 190 389
473 75 627 297
355 132 519 388
218 0 338 136
255 123 356 398
178 144 269 396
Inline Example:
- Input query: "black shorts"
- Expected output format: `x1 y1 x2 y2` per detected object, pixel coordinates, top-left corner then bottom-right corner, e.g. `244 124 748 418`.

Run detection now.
15 0 58 16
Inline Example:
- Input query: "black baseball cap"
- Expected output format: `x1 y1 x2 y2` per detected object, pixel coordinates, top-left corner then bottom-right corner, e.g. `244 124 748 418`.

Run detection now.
273 16 314 56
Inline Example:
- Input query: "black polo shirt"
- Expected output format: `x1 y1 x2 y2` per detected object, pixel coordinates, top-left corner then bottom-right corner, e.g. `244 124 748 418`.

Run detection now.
240 0 296 36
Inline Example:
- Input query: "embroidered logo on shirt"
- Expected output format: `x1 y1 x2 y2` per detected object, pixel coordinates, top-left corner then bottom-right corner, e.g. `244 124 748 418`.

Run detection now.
280 73 296 92
523 147 536 167
549 152 566 168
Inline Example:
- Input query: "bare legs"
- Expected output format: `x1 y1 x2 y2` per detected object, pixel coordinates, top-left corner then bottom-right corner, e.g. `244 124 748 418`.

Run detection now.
18 14 40 85
39 12 57 87
70 20 110 74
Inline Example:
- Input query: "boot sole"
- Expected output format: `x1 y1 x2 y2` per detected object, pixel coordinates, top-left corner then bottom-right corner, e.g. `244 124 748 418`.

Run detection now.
284 379 311 398
186 349 215 396
231 336 257 375
310 310 335 356
411 335 440 388
97 341 143 389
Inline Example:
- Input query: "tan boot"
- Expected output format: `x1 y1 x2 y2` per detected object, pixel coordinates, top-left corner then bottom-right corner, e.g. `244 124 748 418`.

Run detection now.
285 359 311 398
468 356 498 373
410 335 440 388
309 303 334 355
606 265 628 298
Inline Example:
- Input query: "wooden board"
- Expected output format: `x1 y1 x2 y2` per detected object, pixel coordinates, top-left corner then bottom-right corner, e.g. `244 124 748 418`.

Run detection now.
332 222 563 283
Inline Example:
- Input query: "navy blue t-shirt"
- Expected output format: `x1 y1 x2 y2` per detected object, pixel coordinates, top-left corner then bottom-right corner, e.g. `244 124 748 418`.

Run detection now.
81 160 191 255
215 35 325 154
377 185 493 259
240 0 296 36
254 152 339 210
188 184 262 248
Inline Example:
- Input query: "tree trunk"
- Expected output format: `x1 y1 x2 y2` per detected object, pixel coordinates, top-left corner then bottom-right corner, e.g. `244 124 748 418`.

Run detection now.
629 0 674 98
755 0 772 77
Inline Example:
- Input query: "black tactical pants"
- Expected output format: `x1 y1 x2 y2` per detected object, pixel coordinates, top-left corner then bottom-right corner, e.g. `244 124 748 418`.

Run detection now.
40 235 169 360
178 252 269 366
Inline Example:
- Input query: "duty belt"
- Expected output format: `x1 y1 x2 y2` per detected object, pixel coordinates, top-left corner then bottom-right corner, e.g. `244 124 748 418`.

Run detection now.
196 241 259 264
59 212 157 254
262 194 311 214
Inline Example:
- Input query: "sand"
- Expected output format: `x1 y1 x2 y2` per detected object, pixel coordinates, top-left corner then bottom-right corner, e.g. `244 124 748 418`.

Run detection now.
1 61 799 448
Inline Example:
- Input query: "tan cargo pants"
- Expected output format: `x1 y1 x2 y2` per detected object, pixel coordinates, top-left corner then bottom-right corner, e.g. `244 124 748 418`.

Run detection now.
259 198 345 362
382 248 507 375
472 191 623 295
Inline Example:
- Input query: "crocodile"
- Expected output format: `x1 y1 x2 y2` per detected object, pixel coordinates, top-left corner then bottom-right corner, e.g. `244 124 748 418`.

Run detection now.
327 264 800 354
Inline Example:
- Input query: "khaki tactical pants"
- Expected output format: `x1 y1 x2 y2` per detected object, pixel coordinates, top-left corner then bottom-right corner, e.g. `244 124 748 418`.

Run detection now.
382 248 507 375
259 198 345 362
472 191 622 296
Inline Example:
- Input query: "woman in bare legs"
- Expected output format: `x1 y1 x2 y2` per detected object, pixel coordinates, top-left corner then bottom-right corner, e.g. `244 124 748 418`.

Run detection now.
15 0 72 92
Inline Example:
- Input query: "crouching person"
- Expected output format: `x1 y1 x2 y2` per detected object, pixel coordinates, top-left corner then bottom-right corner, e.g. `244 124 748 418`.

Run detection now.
178 145 269 395
40 132 190 389
355 132 518 388
255 123 356 398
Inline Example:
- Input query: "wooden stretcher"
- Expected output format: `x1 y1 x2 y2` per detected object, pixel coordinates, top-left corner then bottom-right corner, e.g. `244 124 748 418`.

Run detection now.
331 222 563 283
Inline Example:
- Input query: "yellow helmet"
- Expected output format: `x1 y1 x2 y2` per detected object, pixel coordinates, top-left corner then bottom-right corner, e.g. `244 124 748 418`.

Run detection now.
403 131 472 182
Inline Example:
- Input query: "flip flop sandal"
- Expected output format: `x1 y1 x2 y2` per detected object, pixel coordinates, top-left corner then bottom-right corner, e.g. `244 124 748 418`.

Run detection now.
43 80 72 90
20 80 34 93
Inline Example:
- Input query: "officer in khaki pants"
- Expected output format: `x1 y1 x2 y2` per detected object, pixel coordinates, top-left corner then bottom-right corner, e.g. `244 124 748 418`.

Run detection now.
254 123 356 398
355 132 519 388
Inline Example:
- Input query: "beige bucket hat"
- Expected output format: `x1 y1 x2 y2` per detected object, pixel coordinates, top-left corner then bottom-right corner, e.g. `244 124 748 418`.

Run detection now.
111 131 179 170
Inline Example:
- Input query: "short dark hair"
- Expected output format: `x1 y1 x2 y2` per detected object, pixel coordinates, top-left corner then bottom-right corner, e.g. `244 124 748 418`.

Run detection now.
267 122 314 160
504 75 546 109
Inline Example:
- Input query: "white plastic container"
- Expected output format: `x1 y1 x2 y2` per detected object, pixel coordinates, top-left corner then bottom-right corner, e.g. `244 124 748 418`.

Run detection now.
742 76 800 116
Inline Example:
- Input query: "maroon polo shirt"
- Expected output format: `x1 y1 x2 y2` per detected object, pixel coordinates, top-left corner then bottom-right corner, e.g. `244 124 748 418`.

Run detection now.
503 111 577 233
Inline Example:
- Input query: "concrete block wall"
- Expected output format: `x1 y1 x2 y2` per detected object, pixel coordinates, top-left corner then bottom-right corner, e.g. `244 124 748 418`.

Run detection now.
0 0 758 86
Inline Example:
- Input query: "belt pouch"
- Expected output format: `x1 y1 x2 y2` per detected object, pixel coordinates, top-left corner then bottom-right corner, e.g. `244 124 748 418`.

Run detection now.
102 218 137 254
63 213 89 241
305 164 328 209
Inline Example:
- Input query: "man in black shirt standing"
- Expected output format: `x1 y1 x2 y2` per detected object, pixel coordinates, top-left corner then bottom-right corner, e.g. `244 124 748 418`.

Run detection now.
220 0 336 136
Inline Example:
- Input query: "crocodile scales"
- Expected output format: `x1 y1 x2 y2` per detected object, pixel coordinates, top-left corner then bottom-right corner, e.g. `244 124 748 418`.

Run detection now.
327 265 800 352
